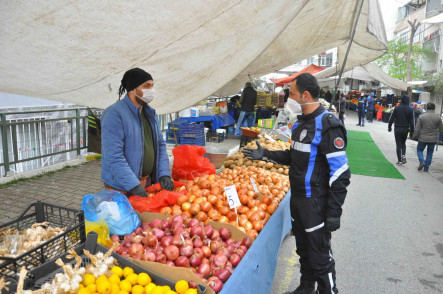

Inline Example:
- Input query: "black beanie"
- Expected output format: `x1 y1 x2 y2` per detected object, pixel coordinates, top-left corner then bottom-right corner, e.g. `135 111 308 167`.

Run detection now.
118 68 153 97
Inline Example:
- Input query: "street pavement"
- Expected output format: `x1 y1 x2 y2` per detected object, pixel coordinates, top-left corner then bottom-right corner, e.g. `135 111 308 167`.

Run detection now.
0 111 442 293
272 110 443 293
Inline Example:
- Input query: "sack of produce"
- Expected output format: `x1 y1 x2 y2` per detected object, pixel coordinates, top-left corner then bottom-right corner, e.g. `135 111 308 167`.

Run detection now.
82 190 141 236
172 145 216 181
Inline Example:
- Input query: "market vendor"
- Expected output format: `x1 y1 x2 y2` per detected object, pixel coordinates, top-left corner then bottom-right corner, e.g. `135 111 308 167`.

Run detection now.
234 82 257 135
243 73 350 294
101 68 174 197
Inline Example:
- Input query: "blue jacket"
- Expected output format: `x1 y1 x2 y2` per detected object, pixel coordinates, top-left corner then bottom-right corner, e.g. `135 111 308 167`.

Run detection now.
367 96 375 110
101 95 171 191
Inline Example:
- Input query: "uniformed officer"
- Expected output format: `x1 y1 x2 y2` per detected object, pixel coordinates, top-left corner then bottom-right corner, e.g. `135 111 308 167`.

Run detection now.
356 94 367 126
243 73 351 294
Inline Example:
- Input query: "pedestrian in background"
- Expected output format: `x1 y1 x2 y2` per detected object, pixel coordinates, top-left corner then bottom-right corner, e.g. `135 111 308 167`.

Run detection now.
388 95 414 166
234 82 257 135
338 93 346 125
243 73 350 294
366 92 375 123
413 103 423 128
412 102 443 172
356 94 367 127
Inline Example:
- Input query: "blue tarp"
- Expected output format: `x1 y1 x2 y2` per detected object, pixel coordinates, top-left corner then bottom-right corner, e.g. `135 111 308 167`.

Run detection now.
180 114 235 130
221 191 292 294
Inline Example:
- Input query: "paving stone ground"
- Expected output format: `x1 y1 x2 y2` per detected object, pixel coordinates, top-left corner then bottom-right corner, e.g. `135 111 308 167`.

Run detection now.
0 160 103 224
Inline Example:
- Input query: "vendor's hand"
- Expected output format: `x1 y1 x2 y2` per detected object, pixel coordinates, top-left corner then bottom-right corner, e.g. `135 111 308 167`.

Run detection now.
160 176 174 191
129 184 148 197
326 217 340 232
388 127 392 132
242 141 265 160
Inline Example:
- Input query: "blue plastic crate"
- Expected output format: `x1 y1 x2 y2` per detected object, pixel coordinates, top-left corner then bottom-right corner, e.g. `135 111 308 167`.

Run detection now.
180 136 205 146
179 123 204 138
165 130 180 144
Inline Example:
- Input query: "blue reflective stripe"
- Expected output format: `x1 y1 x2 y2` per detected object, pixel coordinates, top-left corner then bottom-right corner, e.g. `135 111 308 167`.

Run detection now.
327 155 348 179
291 121 299 132
304 111 328 197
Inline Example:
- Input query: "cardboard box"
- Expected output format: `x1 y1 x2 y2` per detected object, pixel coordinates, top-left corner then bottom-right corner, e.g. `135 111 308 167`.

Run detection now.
132 211 252 294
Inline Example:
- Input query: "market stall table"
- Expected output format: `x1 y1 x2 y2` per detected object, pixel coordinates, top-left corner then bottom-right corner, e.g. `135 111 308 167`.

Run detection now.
220 191 292 294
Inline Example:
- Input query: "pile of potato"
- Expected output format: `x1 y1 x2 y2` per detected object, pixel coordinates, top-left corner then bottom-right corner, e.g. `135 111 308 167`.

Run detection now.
224 137 290 175
241 127 261 133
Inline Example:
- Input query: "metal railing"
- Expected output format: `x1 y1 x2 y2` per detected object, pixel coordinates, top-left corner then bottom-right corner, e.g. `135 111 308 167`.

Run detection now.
0 106 175 177
0 107 89 177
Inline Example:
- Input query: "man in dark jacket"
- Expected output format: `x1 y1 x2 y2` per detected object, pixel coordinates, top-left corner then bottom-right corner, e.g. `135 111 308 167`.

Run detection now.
412 102 443 172
388 95 414 165
243 73 350 294
234 82 257 135
325 90 332 103
338 93 346 125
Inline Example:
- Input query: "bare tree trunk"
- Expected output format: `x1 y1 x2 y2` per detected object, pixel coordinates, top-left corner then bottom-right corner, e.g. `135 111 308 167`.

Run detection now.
406 19 419 97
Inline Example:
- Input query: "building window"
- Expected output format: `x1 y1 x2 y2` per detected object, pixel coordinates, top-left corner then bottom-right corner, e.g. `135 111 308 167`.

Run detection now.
318 55 326 67
326 53 333 67
399 32 408 44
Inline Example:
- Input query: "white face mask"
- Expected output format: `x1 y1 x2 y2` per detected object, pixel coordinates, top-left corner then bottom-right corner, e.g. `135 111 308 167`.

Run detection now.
136 88 155 104
284 99 302 124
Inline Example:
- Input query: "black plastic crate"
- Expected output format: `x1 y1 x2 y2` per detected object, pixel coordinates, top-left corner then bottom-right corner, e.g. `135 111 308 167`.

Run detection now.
24 232 206 294
0 202 85 281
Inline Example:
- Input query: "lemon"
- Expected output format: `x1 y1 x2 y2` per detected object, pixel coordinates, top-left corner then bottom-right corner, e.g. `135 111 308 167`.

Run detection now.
97 279 111 294
145 283 156 294
151 286 165 294
175 280 189 294
87 284 97 293
96 275 109 285
131 284 144 294
184 289 197 294
109 274 121 285
120 280 132 293
163 285 172 292
111 266 124 278
119 291 130 294
126 273 138 286
110 283 120 294
123 267 134 278
136 272 151 286
79 283 85 289
83 274 96 287
165 291 177 294
77 289 90 294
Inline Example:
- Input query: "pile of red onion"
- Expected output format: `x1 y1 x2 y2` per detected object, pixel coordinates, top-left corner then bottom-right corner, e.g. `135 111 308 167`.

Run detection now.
110 215 253 293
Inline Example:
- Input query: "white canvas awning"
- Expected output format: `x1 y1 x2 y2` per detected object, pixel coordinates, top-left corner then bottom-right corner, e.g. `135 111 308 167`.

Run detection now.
316 63 410 91
0 0 387 114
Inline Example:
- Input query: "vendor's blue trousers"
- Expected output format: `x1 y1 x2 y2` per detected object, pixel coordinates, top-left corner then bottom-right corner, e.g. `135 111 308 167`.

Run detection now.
417 141 435 170
234 111 255 135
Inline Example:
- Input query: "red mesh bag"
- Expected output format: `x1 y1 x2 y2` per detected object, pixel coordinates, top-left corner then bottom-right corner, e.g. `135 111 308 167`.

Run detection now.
146 181 186 193
172 145 215 181
129 190 182 213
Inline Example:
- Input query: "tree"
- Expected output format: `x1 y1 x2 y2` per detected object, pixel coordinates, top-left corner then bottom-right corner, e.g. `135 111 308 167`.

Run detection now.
406 19 420 97
376 39 430 83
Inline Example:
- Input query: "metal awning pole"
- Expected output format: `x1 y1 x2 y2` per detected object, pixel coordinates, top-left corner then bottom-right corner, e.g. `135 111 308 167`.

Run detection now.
329 0 365 110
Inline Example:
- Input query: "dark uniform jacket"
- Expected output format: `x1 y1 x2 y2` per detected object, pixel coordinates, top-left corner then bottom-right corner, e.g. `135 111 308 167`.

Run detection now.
263 105 351 218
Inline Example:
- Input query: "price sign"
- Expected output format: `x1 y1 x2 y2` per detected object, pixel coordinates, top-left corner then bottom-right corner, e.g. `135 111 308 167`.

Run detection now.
224 185 241 209
250 178 259 193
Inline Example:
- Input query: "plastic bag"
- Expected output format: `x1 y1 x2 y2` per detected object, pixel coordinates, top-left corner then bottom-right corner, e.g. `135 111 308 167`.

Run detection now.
172 145 216 181
82 189 141 236
85 219 112 247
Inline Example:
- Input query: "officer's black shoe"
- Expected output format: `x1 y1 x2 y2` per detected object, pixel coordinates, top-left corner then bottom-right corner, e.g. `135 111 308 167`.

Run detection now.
285 281 317 294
